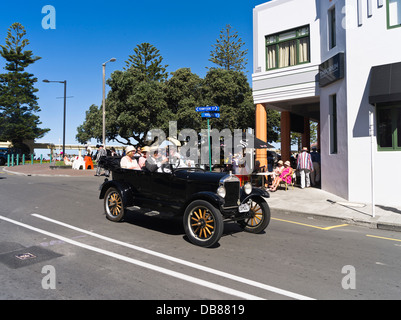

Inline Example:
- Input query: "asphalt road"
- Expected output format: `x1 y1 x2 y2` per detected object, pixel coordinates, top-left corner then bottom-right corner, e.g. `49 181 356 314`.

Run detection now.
1 172 401 302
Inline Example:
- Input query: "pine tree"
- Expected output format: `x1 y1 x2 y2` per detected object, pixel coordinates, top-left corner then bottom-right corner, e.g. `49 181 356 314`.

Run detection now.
0 23 49 153
209 24 248 72
123 43 168 82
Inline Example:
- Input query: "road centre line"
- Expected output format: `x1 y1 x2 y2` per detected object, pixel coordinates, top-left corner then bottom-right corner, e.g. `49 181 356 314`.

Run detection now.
0 214 262 300
272 217 349 231
366 234 401 243
31 213 315 300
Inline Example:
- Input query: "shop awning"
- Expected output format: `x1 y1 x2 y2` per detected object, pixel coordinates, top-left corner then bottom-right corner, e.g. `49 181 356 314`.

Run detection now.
369 62 401 105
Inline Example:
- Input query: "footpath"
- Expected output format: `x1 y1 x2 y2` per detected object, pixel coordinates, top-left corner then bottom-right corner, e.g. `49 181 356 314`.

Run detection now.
3 163 401 232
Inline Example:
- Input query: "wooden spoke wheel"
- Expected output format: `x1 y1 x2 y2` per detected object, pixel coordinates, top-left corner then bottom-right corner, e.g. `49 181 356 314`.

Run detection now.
184 200 223 248
238 198 270 234
104 187 125 222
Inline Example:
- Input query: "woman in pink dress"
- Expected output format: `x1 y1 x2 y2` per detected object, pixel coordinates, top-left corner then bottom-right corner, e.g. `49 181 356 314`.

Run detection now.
269 161 293 192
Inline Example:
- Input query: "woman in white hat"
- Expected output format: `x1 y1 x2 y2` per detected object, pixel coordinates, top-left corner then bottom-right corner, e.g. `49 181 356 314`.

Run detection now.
120 146 141 170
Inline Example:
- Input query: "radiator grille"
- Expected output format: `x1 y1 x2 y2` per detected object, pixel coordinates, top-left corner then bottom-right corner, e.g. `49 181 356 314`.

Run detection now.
224 181 240 207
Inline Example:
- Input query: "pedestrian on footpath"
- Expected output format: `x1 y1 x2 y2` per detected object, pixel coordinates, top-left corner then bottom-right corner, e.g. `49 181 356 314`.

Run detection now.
95 145 109 176
297 147 314 189
310 146 321 186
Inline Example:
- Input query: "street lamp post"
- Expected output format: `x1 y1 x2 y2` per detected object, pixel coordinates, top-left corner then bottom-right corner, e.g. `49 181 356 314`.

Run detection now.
102 58 116 148
43 79 67 158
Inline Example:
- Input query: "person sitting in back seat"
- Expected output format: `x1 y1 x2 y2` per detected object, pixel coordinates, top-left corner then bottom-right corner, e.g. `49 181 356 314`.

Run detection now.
120 146 141 170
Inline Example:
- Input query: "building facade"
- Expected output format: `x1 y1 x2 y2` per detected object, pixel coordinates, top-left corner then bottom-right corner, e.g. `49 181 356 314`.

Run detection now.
253 0 401 206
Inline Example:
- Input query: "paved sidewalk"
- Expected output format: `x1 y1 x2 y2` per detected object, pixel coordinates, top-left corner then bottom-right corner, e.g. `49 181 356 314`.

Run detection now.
3 164 401 232
2 163 99 177
267 185 401 232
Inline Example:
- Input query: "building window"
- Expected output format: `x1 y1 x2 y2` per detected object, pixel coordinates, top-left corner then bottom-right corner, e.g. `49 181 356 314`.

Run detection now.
329 6 336 49
377 105 401 150
265 26 310 70
329 94 338 154
388 0 401 28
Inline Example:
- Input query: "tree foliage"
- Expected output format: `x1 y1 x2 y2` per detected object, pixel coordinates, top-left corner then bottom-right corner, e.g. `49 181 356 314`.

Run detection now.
0 23 49 152
209 24 248 72
123 43 168 82
77 43 172 146
165 68 204 132
202 68 254 131
77 39 280 146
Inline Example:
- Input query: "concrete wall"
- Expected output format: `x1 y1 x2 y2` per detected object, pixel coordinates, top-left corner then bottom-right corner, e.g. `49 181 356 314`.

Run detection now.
318 0 349 200
252 0 321 104
344 0 401 206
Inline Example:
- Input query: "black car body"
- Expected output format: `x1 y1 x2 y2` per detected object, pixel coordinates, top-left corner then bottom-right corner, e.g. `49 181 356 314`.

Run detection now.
99 156 270 247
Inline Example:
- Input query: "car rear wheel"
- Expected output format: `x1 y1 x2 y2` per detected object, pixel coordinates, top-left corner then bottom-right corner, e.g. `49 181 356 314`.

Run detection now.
104 187 125 222
238 197 270 234
183 200 224 248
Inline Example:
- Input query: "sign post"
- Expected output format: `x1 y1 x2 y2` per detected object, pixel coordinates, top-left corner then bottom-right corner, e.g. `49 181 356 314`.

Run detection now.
369 111 375 218
196 106 220 172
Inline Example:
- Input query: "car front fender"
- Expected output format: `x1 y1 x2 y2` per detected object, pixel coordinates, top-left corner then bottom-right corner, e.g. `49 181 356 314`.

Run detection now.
241 188 270 203
99 180 134 207
183 191 225 212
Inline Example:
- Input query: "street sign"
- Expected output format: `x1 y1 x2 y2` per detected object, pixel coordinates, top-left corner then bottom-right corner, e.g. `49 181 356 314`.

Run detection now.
201 112 220 118
196 106 220 112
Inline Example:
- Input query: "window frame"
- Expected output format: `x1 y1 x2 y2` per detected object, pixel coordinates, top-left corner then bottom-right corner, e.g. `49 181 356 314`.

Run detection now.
265 25 311 71
377 105 401 151
387 0 401 29
328 6 337 49
329 94 338 155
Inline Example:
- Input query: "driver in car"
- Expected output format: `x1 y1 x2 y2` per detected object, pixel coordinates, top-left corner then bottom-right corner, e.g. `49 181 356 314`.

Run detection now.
145 147 168 172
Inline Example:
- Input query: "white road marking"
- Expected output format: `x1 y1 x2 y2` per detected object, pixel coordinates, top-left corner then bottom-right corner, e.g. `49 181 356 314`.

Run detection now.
0 214 262 300
31 213 315 300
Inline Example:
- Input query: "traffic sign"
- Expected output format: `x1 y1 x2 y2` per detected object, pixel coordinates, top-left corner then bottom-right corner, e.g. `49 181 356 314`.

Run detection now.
201 112 220 118
196 106 220 112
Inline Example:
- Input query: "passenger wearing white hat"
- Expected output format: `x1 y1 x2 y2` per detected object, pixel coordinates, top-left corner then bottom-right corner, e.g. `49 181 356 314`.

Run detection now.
120 146 141 170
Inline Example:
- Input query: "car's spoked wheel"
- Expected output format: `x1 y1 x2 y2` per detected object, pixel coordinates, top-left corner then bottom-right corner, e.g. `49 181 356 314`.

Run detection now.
191 208 215 239
184 200 223 247
104 187 125 222
239 198 270 233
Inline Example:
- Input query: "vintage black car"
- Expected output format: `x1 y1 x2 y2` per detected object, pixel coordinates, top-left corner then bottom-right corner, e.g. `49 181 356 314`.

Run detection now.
98 157 270 247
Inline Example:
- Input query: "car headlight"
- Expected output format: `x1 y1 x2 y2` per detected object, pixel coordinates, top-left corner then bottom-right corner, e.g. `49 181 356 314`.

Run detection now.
243 182 252 195
217 186 226 198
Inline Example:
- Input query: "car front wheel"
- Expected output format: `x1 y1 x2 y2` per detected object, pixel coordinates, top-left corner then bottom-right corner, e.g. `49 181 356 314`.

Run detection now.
183 200 224 248
238 197 270 234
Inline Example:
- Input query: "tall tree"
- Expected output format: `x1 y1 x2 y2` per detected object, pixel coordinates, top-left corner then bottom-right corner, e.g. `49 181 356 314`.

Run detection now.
123 43 168 82
77 44 171 146
165 68 204 132
202 68 254 131
209 24 248 72
0 23 49 152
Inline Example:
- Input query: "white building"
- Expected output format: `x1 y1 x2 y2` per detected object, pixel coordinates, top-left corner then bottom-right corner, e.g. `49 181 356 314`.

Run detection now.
253 0 401 206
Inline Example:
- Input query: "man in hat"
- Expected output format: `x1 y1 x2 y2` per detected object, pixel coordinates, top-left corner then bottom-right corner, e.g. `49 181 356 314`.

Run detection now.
296 147 314 189
120 146 141 169
95 144 109 176
138 146 149 169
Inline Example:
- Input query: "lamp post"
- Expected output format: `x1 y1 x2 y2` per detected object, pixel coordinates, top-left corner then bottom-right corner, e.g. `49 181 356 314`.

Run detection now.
43 79 67 158
102 58 116 148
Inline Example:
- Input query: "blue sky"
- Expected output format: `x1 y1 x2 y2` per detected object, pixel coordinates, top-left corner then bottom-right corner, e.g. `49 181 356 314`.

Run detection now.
0 0 268 155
